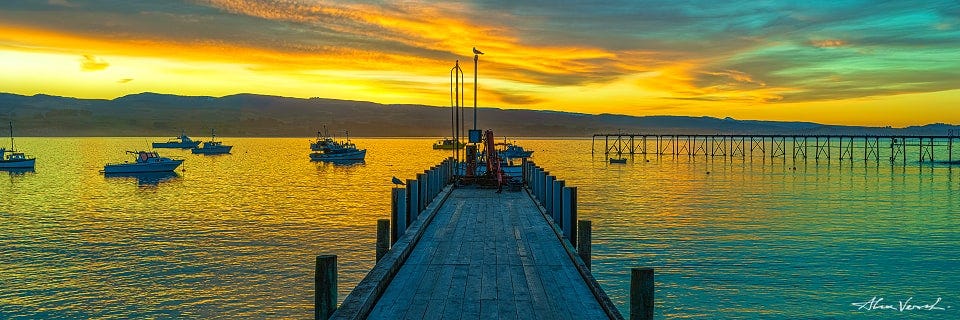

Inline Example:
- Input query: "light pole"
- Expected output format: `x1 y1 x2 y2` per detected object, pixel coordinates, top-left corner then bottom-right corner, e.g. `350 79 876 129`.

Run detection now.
472 47 483 131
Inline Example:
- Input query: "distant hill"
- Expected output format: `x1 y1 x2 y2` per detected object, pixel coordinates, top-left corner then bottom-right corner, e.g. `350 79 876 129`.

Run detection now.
1 92 957 137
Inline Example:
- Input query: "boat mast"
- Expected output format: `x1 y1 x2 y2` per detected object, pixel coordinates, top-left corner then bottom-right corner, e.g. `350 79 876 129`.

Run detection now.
9 121 14 151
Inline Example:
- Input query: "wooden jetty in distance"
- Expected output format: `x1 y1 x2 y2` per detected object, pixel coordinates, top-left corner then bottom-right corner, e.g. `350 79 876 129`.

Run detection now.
315 158 655 320
592 132 960 164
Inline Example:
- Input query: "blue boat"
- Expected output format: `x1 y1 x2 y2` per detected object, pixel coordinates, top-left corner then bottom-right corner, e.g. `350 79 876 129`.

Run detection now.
103 151 183 174
153 130 201 149
191 129 232 155
310 130 365 161
1 122 36 170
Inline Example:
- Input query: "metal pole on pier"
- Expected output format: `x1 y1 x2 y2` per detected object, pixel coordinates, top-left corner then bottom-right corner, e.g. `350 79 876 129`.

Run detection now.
473 47 483 131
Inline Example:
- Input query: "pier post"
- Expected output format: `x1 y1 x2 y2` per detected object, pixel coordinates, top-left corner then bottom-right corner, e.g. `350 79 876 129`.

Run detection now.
315 255 337 320
391 188 408 244
408 179 420 222
417 173 426 211
376 219 390 262
545 175 556 214
630 267 654 320
577 220 592 270
562 186 577 243
552 180 565 224
541 172 551 204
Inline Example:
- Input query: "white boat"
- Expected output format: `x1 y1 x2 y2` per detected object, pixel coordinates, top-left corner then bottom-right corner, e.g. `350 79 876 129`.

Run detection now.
191 129 232 154
1 121 36 169
152 130 201 149
309 129 366 161
103 151 183 174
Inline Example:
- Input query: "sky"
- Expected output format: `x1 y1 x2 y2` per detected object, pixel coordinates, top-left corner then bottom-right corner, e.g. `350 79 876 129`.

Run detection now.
1 0 959 127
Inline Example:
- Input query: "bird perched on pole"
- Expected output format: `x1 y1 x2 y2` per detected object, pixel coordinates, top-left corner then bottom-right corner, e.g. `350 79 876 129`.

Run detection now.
473 47 484 55
391 176 405 186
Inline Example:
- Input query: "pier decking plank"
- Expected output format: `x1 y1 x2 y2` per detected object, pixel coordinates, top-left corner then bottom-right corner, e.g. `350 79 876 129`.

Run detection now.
366 188 608 319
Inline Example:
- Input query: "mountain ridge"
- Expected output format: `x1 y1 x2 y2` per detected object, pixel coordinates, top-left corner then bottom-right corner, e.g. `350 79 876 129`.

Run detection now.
1 92 957 137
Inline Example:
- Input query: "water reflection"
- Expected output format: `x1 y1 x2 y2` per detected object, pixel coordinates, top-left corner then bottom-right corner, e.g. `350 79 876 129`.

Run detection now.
3 168 36 176
315 159 366 167
104 171 180 186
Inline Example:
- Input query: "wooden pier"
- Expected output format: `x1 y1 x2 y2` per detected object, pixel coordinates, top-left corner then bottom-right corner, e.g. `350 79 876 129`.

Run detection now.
316 159 647 320
592 133 960 164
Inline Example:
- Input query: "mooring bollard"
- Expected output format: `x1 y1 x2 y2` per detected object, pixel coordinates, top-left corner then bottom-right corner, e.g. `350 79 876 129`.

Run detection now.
577 220 592 270
630 267 654 320
376 219 390 262
315 255 337 320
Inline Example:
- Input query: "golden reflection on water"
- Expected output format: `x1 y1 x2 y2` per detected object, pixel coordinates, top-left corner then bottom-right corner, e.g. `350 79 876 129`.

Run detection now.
1 137 958 318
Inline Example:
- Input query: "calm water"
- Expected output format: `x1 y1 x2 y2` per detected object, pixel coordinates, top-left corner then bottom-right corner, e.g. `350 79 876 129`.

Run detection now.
1 138 958 319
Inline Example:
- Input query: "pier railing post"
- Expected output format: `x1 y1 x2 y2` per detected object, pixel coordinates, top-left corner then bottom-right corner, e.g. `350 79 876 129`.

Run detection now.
630 267 654 320
545 175 555 215
562 186 577 243
315 255 337 320
376 219 390 262
541 171 550 204
577 220 592 270
552 180 565 224
418 173 427 209
407 179 420 222
391 188 407 244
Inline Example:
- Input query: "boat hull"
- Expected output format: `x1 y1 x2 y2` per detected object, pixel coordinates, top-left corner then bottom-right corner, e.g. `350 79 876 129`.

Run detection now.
310 149 366 161
152 142 201 149
103 160 183 174
191 146 232 154
0 158 35 169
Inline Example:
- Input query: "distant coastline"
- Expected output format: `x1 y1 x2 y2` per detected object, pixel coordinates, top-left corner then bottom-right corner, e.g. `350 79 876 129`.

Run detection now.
2 92 958 137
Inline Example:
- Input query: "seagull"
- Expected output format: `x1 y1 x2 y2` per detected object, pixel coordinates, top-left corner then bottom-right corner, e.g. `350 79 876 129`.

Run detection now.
473 47 484 55
391 176 405 186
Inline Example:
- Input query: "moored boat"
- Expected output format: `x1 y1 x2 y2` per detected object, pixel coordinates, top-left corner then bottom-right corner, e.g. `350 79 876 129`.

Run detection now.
310 130 366 161
432 138 465 150
1 121 36 170
191 129 232 154
152 130 201 149
497 142 533 159
103 151 183 174
609 157 627 164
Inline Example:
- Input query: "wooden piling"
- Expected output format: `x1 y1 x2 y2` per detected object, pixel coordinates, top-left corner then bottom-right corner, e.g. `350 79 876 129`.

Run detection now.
577 220 592 270
390 188 407 244
407 179 420 222
315 255 338 320
562 186 578 243
417 173 427 209
545 175 556 214
552 180 565 224
630 267 654 320
376 219 390 262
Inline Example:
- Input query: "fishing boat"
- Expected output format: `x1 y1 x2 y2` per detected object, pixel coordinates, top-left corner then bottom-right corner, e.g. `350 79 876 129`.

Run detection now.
191 129 232 154
152 130 201 149
609 157 627 164
309 130 366 161
1 121 36 169
497 142 533 159
103 151 183 174
432 138 465 150
311 129 334 151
